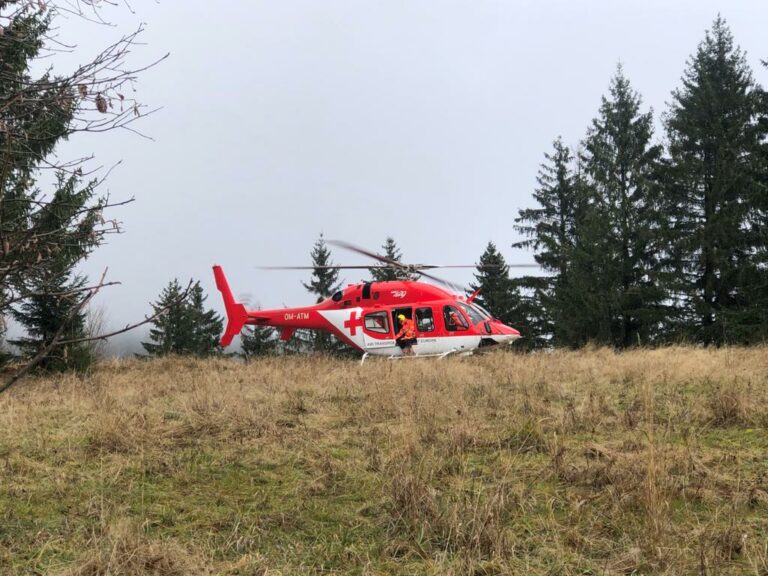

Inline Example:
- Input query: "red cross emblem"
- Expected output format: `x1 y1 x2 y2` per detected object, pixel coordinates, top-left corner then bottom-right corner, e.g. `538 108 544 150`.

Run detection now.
343 310 364 336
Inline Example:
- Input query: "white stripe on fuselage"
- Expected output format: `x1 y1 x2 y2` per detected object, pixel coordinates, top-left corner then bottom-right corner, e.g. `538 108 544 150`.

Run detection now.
366 335 482 357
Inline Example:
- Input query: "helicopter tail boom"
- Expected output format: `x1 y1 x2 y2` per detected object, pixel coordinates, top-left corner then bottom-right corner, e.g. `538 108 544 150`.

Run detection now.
213 265 249 347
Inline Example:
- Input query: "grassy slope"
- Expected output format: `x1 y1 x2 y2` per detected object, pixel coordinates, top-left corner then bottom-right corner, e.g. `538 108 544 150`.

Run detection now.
0 347 767 575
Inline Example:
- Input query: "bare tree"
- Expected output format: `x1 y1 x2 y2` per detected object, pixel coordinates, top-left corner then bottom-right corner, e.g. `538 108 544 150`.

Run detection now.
85 303 108 359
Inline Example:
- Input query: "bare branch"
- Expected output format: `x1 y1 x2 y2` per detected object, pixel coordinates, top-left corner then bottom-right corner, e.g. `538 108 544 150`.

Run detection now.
58 280 194 346
2 280 121 306
0 277 195 393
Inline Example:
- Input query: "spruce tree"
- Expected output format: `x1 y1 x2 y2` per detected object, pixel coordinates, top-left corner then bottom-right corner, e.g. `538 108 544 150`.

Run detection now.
0 2 155 376
302 235 342 301
515 138 576 277
141 280 223 357
470 242 544 348
754 59 768 336
663 17 768 344
9 173 103 372
470 242 515 322
580 66 665 347
141 280 189 357
302 234 345 353
11 268 92 373
369 237 418 281
240 324 277 361
513 138 580 345
186 283 224 357
559 174 616 346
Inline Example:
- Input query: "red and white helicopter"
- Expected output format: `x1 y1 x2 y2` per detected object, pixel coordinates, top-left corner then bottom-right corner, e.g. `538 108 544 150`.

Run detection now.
213 240 534 360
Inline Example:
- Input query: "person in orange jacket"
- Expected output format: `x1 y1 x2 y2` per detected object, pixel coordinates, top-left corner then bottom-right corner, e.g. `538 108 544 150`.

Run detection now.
394 313 417 355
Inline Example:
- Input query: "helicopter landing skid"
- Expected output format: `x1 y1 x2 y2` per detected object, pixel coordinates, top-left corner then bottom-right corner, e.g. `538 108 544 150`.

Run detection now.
360 349 469 365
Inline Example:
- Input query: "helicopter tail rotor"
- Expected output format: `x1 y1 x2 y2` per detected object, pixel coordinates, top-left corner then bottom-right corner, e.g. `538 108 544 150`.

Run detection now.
213 265 249 347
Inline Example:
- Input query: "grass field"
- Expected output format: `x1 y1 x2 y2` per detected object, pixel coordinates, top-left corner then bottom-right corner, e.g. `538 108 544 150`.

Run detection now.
1 347 767 575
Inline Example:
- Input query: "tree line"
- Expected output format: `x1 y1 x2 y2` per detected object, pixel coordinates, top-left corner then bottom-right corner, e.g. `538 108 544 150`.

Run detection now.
3 13 766 376
502 17 768 348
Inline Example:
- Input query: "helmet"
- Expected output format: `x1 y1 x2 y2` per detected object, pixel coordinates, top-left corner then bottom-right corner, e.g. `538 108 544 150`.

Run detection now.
398 314 406 321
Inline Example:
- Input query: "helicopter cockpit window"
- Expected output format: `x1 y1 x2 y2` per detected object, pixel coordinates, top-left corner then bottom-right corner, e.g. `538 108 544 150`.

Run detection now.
458 302 485 325
364 311 390 334
415 307 435 332
332 291 343 302
472 303 493 319
443 305 469 331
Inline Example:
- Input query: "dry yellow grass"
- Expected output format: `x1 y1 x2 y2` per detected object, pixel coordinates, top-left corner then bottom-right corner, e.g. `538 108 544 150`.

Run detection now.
1 347 767 575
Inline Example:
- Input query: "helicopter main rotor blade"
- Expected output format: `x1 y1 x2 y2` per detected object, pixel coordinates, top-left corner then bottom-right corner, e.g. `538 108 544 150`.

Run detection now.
327 239 405 268
258 263 537 271
411 263 539 269
416 265 482 270
258 265 391 270
327 240 538 271
416 270 469 293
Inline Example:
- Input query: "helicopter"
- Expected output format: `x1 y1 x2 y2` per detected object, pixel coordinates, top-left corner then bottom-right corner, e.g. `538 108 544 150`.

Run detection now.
213 240 535 360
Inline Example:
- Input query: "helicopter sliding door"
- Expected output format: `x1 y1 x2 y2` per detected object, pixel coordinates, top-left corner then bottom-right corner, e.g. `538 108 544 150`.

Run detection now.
391 306 441 355
361 310 397 353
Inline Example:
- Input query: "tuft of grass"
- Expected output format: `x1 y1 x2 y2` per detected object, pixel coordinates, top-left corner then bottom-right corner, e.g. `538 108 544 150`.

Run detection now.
499 417 550 454
57 520 210 576
709 380 750 426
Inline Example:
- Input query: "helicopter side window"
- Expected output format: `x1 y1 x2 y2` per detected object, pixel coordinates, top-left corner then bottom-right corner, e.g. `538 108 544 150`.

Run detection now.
415 307 435 332
364 311 390 334
443 305 468 331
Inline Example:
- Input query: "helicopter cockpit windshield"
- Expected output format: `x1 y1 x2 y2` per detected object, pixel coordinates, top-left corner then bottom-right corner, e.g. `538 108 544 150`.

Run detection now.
458 302 485 325
472 303 493 319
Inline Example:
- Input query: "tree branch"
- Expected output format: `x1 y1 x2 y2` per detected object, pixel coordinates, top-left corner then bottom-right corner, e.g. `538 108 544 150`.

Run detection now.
0 277 194 394
57 280 194 346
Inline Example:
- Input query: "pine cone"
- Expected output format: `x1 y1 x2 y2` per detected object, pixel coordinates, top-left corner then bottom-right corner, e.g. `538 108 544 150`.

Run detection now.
95 94 107 114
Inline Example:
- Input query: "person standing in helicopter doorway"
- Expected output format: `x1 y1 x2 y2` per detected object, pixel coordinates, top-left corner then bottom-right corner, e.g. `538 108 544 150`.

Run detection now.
394 313 417 356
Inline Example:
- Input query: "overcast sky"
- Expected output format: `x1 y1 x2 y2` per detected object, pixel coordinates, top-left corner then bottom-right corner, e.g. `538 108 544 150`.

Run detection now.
45 1 768 353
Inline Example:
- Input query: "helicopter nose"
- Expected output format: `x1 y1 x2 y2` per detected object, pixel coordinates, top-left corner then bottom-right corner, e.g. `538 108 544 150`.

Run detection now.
485 321 521 344
496 323 520 336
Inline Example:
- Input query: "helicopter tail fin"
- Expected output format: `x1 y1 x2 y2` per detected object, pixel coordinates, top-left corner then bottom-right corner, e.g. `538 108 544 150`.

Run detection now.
213 265 249 347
